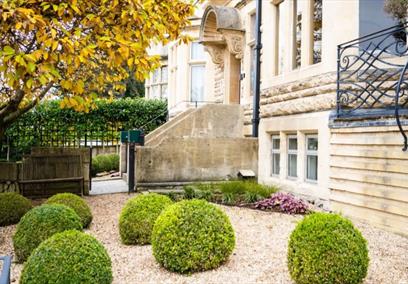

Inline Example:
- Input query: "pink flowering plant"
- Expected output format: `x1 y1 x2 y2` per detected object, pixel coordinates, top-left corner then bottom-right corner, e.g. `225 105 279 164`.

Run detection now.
254 192 309 214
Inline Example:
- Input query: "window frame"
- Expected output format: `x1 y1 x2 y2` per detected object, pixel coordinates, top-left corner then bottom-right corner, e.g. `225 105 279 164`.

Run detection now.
188 41 206 102
287 134 298 179
305 134 318 183
271 135 281 176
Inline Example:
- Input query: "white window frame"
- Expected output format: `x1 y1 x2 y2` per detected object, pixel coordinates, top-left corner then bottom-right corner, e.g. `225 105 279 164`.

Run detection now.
287 135 298 179
148 65 168 99
305 134 318 182
271 135 280 176
189 41 206 102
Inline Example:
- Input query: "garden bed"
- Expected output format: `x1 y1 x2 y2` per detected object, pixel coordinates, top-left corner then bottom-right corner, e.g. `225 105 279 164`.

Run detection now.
0 193 407 283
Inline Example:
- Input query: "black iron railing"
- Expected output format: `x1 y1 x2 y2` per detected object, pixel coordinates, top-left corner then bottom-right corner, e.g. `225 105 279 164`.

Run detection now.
337 22 408 150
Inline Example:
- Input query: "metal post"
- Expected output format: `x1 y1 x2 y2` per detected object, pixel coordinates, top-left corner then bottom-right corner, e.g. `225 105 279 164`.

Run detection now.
88 146 92 194
336 45 341 118
128 143 135 193
252 0 262 137
0 255 12 284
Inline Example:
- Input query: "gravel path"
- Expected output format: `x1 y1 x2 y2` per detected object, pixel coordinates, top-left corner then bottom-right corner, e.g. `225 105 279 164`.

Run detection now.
1 193 407 283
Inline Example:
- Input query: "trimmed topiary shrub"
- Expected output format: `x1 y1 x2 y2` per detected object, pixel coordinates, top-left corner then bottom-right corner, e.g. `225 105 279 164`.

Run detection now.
119 193 173 245
46 193 93 228
20 230 112 284
0 192 32 226
152 199 235 273
288 212 369 284
13 204 83 262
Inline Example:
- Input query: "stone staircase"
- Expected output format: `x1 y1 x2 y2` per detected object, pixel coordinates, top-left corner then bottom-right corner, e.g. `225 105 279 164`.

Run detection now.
131 104 258 185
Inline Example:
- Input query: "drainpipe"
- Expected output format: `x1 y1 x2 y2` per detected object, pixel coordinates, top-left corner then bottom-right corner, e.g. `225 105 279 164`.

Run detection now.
252 0 262 137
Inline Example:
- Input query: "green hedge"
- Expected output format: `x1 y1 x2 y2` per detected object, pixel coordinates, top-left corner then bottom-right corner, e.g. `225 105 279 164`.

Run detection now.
5 98 167 159
92 154 120 176
46 193 93 228
13 204 83 262
152 199 235 273
119 193 173 245
0 192 32 226
21 230 112 284
288 212 369 284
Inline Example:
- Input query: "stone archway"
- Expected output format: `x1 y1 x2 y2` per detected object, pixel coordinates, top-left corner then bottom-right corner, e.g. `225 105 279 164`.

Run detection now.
199 5 245 104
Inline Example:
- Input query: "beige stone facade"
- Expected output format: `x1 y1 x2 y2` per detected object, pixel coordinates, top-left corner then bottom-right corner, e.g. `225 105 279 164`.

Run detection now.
143 0 408 235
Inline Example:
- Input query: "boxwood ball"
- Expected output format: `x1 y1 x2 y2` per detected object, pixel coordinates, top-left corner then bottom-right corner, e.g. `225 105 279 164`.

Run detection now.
13 204 82 262
288 212 369 284
119 193 173 245
46 193 93 228
152 199 235 273
0 192 32 226
20 230 112 284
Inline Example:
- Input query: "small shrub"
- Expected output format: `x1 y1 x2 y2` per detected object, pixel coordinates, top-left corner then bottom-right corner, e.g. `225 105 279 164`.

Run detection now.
119 193 173 245
254 192 309 214
45 193 93 228
183 183 214 201
20 230 112 284
288 212 369 284
218 181 277 199
152 199 235 273
183 185 196 199
0 192 32 226
244 191 262 203
13 204 82 262
222 192 237 205
92 153 119 176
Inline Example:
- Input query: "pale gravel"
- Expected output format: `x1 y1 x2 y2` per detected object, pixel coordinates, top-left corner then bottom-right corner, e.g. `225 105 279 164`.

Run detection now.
0 193 407 284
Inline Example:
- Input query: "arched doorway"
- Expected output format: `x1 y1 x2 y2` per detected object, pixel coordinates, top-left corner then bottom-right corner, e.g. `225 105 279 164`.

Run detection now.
199 5 245 105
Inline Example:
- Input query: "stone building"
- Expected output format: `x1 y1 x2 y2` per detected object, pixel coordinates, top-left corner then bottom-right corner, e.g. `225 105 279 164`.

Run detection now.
141 0 408 235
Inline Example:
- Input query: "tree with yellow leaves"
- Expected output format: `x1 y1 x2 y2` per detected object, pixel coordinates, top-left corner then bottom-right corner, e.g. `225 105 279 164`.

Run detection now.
0 0 196 138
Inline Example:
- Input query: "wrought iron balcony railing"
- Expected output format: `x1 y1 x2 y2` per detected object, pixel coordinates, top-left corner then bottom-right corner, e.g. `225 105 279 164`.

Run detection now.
337 22 408 150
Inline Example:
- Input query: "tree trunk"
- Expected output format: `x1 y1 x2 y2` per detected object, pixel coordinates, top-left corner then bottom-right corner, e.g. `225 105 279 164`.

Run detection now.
0 124 5 142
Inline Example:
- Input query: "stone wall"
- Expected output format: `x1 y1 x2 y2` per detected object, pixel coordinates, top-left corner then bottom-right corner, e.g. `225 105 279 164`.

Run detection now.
329 123 408 236
91 146 119 157
213 64 225 103
129 104 258 184
135 137 258 183
260 72 337 118
0 162 21 193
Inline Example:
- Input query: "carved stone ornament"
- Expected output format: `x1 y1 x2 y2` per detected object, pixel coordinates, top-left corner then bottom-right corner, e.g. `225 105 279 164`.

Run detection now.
219 30 244 59
204 45 225 67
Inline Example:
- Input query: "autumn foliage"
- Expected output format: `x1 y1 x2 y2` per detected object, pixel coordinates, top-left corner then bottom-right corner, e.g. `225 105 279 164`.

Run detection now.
0 0 195 136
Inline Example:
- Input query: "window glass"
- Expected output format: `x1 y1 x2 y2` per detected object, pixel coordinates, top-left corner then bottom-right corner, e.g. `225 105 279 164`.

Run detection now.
250 13 256 40
151 85 160 98
191 42 205 61
161 84 168 99
278 4 284 74
288 153 298 177
288 137 298 150
307 137 318 151
306 135 318 181
295 0 303 69
287 136 298 178
250 47 256 96
271 136 280 176
161 66 168 83
313 0 323 64
190 65 205 102
152 69 160 83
